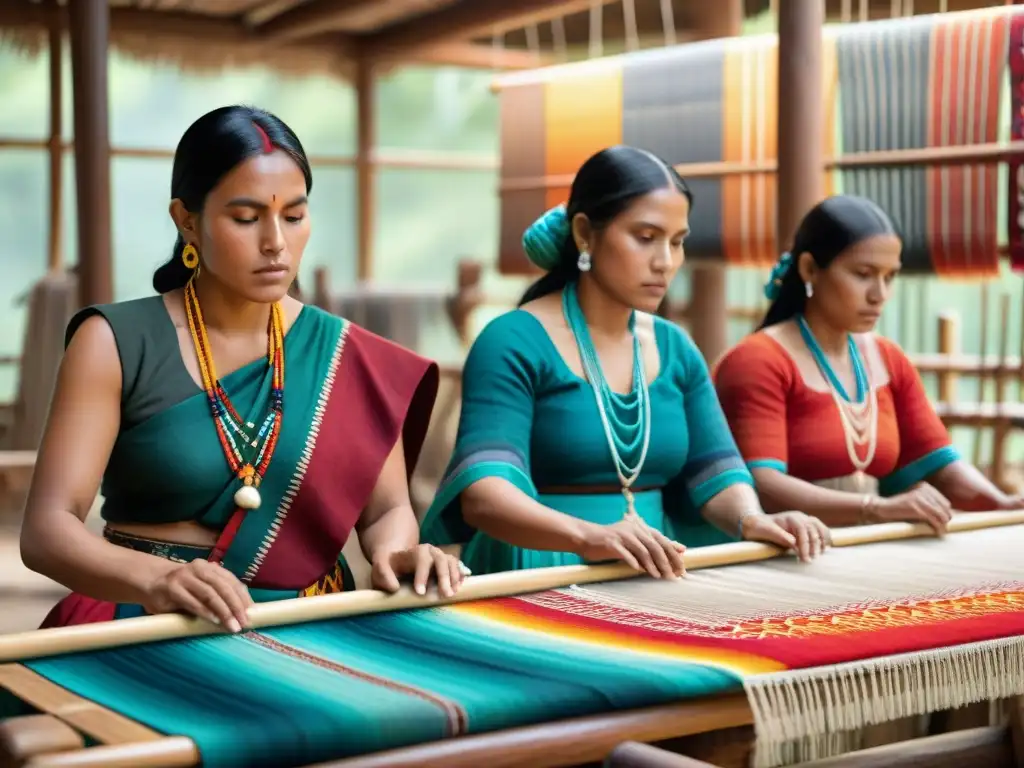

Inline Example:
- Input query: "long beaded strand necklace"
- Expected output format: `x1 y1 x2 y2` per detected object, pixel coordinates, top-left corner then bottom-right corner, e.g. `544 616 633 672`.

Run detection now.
184 277 285 511
796 315 878 491
562 281 651 519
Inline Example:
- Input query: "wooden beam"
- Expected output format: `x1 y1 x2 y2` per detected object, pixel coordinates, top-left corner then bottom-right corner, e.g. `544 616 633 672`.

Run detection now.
405 42 553 69
0 3 355 60
359 0 622 60
264 0 458 42
244 0 311 27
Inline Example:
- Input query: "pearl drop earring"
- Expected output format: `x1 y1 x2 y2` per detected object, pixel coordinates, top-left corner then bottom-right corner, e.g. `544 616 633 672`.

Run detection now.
577 249 591 272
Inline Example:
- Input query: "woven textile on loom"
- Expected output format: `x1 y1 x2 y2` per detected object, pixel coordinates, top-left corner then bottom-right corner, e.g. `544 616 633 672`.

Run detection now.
497 7 1016 277
835 10 1008 276
2 526 1023 768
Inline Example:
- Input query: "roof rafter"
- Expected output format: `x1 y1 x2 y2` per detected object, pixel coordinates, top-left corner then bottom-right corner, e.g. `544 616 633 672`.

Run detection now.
359 0 621 60
259 0 453 42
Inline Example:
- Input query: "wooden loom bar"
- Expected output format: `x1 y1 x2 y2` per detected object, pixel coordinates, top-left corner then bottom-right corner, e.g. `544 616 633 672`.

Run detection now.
499 141 1024 193
1 511 1021 664
0 666 163 747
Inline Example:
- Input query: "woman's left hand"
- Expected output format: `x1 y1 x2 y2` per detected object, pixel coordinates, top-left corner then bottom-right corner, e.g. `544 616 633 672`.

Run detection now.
741 511 832 562
371 544 469 598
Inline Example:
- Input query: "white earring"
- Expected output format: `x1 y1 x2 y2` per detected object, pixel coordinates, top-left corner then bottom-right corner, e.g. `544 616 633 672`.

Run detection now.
577 250 592 272
804 281 813 298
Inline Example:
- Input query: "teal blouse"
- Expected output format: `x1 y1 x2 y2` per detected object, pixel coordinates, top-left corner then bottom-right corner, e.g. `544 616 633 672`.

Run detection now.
420 309 755 573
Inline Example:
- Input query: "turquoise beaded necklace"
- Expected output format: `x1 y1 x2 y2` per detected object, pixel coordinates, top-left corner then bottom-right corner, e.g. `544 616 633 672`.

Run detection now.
562 280 651 518
796 314 869 404
795 313 878 486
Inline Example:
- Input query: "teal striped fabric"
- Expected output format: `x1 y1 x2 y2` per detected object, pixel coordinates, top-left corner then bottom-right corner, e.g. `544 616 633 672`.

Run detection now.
7 605 741 767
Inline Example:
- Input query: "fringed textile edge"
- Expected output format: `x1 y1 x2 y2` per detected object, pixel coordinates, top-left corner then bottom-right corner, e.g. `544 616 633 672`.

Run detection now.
744 635 1024 767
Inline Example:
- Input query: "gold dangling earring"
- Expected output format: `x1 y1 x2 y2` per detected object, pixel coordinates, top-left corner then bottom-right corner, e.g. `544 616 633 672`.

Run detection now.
181 243 200 270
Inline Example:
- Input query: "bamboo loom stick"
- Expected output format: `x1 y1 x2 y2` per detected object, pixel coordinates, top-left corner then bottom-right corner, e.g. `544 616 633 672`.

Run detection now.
1 511 1022 664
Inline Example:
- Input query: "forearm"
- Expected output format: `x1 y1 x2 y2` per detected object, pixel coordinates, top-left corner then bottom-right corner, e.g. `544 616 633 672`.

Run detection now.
700 482 766 535
929 460 1010 511
20 510 177 604
462 478 593 553
357 505 420 563
751 469 868 526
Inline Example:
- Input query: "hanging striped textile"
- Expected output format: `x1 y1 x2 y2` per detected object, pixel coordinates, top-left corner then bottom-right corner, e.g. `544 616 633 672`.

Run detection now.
834 10 1009 276
496 7 1015 277
620 41 726 260
1008 12 1024 270
719 35 838 266
498 61 623 275
496 38 837 274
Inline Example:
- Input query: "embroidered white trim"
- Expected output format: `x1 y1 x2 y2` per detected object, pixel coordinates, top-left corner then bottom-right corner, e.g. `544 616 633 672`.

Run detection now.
242 322 350 583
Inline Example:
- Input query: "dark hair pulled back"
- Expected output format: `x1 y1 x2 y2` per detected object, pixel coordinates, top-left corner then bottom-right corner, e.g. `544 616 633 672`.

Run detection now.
518 145 693 305
759 195 897 329
153 105 313 294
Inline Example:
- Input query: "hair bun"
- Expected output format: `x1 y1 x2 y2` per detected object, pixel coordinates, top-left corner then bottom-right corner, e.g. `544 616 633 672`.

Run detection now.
522 205 570 271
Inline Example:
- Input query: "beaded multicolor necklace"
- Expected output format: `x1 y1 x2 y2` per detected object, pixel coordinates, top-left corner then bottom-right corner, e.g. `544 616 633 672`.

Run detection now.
184 277 285 511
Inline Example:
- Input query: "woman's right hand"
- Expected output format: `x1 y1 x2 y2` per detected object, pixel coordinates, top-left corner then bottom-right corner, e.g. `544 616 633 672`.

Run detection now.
871 483 953 534
141 559 253 633
579 517 686 579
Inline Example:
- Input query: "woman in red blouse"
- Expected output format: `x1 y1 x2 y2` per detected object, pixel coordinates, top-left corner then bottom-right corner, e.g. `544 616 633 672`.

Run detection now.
714 195 1022 531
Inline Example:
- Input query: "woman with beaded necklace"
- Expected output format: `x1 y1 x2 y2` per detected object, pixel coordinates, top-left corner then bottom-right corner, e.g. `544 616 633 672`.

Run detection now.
421 146 830 578
714 195 1024 531
20 105 466 633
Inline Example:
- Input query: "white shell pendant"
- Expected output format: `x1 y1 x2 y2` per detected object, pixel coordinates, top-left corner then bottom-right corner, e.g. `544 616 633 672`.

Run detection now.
234 484 262 510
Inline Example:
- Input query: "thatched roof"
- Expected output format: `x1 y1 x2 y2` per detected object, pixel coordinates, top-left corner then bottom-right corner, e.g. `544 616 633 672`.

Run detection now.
0 0 1003 78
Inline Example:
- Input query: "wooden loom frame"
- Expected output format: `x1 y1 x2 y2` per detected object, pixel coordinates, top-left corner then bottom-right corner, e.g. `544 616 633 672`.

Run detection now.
1 511 1023 768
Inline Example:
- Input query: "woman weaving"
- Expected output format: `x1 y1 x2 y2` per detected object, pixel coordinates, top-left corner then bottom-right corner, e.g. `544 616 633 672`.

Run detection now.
421 146 830 578
714 195 1024 529
19 106 465 634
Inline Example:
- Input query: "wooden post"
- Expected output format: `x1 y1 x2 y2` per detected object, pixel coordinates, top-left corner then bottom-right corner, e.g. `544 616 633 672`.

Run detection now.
355 59 376 283
313 266 331 311
68 0 112 307
448 260 484 347
47 0 63 275
777 0 825 252
936 312 960 404
685 0 743 367
991 293 1012 490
